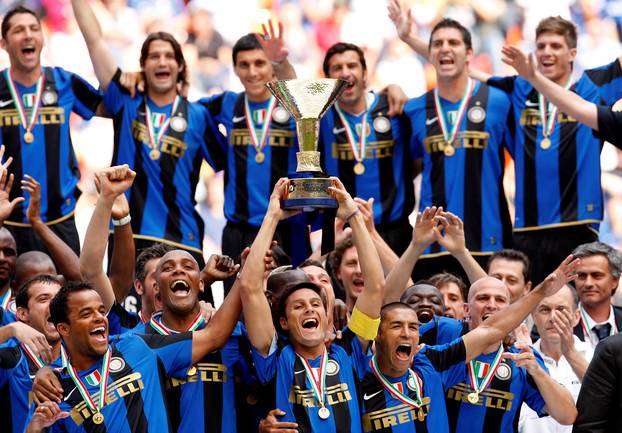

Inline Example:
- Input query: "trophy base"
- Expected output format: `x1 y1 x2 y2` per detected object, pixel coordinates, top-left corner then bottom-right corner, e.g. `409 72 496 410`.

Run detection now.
282 174 337 211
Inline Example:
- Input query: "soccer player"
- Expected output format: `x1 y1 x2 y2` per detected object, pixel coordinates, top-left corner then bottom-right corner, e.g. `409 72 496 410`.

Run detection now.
0 275 63 433
487 249 532 303
242 177 384 433
71 0 222 267
0 6 103 255
428 272 468 320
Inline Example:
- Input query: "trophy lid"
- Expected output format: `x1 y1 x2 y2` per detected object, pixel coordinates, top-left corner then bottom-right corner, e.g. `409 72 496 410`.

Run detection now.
266 79 347 120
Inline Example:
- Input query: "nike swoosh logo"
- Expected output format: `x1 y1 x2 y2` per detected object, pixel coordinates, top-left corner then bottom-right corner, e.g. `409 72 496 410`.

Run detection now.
363 390 383 400
64 387 77 401
0 100 13 108
233 115 246 123
333 126 345 134
425 117 438 126
525 100 539 107
294 369 306 375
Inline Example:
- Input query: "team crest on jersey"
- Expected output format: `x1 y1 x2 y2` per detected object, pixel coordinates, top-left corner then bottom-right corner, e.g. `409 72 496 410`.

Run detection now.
7 299 16 314
22 93 36 108
151 113 166 128
85 370 101 386
42 90 58 106
407 374 417 391
170 115 187 132
326 359 340 376
467 106 486 123
373 116 391 133
109 357 126 373
494 362 512 381
355 122 371 137
272 106 290 123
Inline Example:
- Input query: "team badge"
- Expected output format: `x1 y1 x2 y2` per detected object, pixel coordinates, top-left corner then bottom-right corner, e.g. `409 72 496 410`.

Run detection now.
407 374 417 391
494 362 512 381
109 357 126 373
467 106 486 123
42 90 58 106
170 115 187 132
326 359 340 376
272 106 290 123
373 116 391 133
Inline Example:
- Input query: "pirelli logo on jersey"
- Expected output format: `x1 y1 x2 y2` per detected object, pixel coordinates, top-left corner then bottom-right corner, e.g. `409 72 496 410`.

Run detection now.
229 128 295 148
166 362 228 388
69 372 145 425
289 383 352 407
362 398 431 432
446 382 514 412
331 140 395 160
132 121 188 158
0 107 65 126
520 108 577 127
423 131 490 155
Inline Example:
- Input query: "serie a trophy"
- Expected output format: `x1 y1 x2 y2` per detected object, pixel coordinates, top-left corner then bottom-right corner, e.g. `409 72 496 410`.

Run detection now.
266 79 347 210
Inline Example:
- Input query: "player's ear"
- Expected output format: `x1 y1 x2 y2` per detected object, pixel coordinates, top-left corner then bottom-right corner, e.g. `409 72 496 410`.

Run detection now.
134 280 144 296
57 322 70 338
279 316 289 331
15 307 29 323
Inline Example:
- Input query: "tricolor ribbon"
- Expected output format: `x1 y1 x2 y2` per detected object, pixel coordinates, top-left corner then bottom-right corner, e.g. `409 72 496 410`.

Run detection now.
148 311 204 335
66 346 111 416
538 78 572 139
369 355 424 408
333 94 371 164
579 303 617 345
138 310 148 324
296 348 328 410
0 289 11 311
467 345 504 396
5 69 44 136
244 96 277 156
21 343 45 369
144 95 181 153
433 78 473 146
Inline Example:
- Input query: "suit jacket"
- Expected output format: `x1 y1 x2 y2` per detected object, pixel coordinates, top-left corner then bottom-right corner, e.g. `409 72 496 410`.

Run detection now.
574 333 622 433
573 305 622 341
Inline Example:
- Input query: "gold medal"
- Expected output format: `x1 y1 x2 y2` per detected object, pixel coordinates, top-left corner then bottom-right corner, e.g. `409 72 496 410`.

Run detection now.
24 131 34 143
149 149 161 160
255 152 265 164
318 406 330 420
467 392 479 404
540 137 551 150
417 407 425 422
92 412 104 425
353 162 365 175
187 366 197 376
444 144 455 157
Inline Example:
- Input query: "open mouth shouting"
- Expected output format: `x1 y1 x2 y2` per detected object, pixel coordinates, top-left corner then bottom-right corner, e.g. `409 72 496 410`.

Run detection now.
89 325 107 345
416 308 434 324
395 343 413 362
170 279 190 297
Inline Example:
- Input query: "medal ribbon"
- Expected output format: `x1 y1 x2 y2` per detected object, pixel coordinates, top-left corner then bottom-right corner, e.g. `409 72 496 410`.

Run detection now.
334 96 370 163
296 348 328 409
0 289 11 311
244 96 277 155
144 95 181 152
467 345 504 395
66 347 111 415
579 303 617 344
5 70 44 136
138 310 148 324
370 355 424 408
433 78 473 145
22 343 45 369
149 311 204 335
538 78 572 138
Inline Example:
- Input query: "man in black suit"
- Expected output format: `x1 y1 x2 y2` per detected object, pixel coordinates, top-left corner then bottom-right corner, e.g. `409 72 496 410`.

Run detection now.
571 242 622 348
574 333 622 433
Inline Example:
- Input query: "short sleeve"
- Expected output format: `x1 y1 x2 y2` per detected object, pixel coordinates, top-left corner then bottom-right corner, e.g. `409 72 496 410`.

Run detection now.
195 103 227 170
136 332 192 376
487 75 517 94
336 327 372 380
69 72 103 119
583 58 622 105
103 69 133 116
250 341 278 385
107 302 140 336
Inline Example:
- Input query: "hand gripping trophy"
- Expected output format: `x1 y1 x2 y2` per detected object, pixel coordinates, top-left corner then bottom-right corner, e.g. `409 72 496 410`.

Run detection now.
266 79 347 210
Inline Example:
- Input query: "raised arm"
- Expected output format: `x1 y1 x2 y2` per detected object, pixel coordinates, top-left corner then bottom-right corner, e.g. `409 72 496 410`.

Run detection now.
21 176 81 281
387 0 429 59
80 165 136 312
107 194 135 300
462 255 580 361
0 149 24 227
256 21 297 80
502 45 598 129
71 0 118 89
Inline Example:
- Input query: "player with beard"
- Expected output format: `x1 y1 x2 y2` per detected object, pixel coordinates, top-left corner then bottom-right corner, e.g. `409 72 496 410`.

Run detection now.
242 177 384 433
0 275 63 433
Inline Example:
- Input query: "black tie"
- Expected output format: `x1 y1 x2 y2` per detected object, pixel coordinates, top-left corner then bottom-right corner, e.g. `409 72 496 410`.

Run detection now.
592 323 612 341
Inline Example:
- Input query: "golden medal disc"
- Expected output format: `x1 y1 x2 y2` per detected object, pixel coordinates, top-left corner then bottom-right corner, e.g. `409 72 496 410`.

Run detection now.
353 162 365 175
444 144 455 157
417 408 425 422
187 366 197 376
149 149 161 160
318 406 330 420
467 392 479 404
24 131 34 143
540 137 551 150
255 152 265 164
92 412 104 425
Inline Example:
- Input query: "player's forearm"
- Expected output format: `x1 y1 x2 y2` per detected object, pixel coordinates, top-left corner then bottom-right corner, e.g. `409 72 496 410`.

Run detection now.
108 224 135 302
532 367 577 424
401 34 429 60
452 249 487 284
31 220 81 281
0 322 18 343
531 72 598 130
350 214 384 317
383 242 423 304
272 59 297 80
371 231 404 278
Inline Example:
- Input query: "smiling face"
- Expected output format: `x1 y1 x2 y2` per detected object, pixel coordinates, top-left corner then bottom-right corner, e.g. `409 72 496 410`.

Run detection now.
1 12 43 74
574 254 618 309
375 306 421 377
280 288 328 351
429 26 472 82
17 281 61 343
233 48 274 102
142 39 181 96
58 289 109 358
335 246 364 305
535 32 576 85
325 49 367 109
465 277 510 330
401 284 444 324
156 250 203 316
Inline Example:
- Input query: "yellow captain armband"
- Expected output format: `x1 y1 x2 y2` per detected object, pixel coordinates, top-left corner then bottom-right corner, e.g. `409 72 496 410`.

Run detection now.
349 307 380 341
